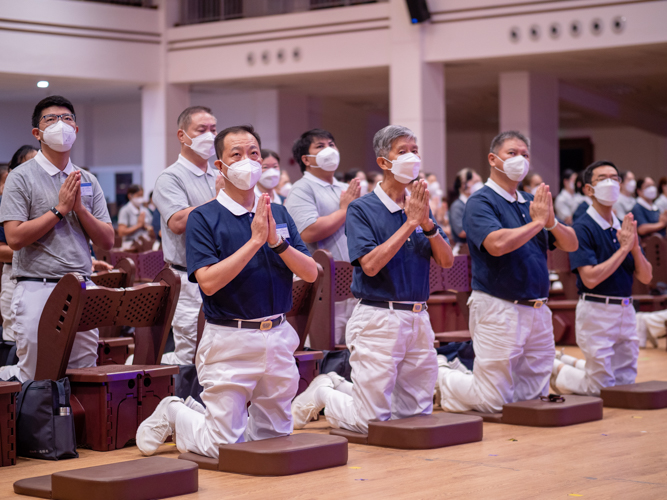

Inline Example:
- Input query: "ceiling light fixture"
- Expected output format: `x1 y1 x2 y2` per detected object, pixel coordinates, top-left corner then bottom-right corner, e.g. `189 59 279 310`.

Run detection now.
37 81 49 88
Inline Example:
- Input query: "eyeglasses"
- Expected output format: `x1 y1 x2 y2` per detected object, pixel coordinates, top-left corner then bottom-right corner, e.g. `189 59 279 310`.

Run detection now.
40 113 76 126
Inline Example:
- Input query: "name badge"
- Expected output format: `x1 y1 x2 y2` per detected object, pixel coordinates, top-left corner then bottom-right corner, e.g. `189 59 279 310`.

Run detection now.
415 226 423 233
81 182 93 197
276 223 290 240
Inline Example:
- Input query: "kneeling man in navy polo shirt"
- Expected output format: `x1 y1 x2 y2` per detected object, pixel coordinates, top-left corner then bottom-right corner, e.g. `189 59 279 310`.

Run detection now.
437 131 579 414
136 125 318 458
291 125 454 433
552 161 652 395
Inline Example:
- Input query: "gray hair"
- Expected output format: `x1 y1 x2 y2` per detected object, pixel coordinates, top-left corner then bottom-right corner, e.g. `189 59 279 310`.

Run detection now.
373 125 417 158
489 130 530 154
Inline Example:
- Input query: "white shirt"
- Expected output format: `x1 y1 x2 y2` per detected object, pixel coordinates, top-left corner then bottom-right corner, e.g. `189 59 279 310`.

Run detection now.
655 193 667 214
613 192 636 219
254 185 282 205
554 189 577 221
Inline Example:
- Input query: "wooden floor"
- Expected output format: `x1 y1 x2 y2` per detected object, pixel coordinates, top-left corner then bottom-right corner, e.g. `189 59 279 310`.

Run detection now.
3 341 667 500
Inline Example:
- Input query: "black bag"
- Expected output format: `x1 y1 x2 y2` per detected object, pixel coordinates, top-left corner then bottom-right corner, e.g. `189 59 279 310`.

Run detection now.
15 378 78 460
318 349 352 382
173 363 204 406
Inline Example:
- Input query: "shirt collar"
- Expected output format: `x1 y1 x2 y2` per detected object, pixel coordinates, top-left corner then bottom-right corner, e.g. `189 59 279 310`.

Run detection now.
485 178 527 204
374 181 402 213
586 204 621 231
303 171 344 189
178 154 216 178
636 197 657 211
459 193 469 204
216 189 259 216
35 150 74 176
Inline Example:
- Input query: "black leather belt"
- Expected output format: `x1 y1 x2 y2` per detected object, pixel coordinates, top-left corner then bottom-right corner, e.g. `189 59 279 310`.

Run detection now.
208 315 285 331
170 264 188 273
582 294 632 306
360 300 426 312
16 277 61 283
513 299 548 308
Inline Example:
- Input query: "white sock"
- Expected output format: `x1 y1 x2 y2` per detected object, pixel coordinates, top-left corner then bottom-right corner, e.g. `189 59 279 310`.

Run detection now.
559 354 580 367
575 359 586 370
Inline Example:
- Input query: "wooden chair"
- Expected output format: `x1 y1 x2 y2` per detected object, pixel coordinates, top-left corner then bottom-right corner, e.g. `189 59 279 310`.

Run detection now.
642 234 667 290
93 244 165 283
429 255 472 344
34 268 181 451
0 381 21 467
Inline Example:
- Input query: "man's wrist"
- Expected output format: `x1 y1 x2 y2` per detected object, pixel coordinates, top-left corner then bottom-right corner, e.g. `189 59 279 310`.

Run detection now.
268 234 282 248
421 219 435 232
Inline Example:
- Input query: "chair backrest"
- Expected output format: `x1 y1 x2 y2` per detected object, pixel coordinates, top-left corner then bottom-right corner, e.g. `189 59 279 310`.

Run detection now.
311 250 337 350
429 255 471 294
35 268 180 380
90 257 136 289
642 234 666 289
548 248 571 273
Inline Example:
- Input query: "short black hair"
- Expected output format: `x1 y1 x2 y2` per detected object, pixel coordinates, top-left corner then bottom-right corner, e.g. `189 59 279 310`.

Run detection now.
453 168 474 194
261 149 280 163
214 125 262 159
582 160 619 186
177 106 213 131
32 95 75 129
343 169 361 183
8 145 38 171
636 177 653 193
489 131 530 154
561 169 575 189
292 128 335 173
658 177 667 196
127 184 143 196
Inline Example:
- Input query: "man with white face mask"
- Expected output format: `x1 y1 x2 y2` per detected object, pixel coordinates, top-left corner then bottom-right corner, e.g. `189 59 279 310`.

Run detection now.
613 171 637 220
136 125 317 458
631 177 667 238
292 125 454 434
255 149 283 204
117 184 152 249
285 129 361 345
0 95 114 382
151 106 224 366
552 161 652 395
437 131 578 414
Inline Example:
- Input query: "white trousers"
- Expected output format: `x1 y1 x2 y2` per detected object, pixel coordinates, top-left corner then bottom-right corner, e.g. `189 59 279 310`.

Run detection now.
161 269 202 365
324 302 437 434
637 309 667 346
334 297 358 345
438 291 554 413
173 320 300 459
0 280 99 382
1 265 16 342
554 299 638 396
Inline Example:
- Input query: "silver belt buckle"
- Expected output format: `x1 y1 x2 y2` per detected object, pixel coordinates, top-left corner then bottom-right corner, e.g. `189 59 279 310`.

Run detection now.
533 300 544 309
412 303 423 313
260 320 273 331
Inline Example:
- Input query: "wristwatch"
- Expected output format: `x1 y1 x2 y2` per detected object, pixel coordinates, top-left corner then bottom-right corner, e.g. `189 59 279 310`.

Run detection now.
270 236 290 255
50 207 64 221
423 224 439 238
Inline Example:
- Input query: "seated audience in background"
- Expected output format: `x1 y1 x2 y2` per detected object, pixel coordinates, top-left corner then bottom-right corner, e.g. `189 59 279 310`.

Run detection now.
449 168 483 246
292 125 453 433
632 177 667 237
117 184 152 250
344 169 369 196
366 171 382 193
552 160 652 396
7 145 38 175
572 181 593 223
656 177 667 214
150 106 223 366
437 131 578 413
554 169 578 225
256 149 282 204
147 190 161 241
425 172 446 218
521 171 543 194
0 95 113 382
613 170 637 219
285 128 360 345
136 125 317 459
277 170 292 198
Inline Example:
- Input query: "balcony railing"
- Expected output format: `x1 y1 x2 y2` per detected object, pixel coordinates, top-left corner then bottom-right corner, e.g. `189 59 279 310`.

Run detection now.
179 0 386 26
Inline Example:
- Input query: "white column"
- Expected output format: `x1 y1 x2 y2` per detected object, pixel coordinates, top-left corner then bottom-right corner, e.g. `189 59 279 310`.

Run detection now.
389 0 446 183
499 71 559 190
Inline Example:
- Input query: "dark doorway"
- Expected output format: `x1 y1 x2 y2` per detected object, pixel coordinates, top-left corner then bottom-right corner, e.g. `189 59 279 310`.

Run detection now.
559 138 594 176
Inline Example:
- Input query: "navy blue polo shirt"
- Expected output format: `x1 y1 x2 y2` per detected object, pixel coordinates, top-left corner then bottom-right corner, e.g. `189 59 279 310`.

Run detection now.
346 183 448 302
463 180 556 301
632 200 666 237
572 200 590 223
570 205 634 297
186 191 310 322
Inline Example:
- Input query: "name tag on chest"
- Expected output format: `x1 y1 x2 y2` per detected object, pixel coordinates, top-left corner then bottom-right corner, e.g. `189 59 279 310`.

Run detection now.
80 182 93 197
276 223 290 240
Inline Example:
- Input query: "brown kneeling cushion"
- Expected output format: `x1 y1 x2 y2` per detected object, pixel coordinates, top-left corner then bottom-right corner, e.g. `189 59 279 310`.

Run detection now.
179 433 348 476
330 412 483 449
13 457 198 500
600 381 667 409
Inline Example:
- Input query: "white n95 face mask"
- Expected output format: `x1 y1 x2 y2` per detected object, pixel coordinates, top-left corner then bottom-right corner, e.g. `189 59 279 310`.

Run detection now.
625 179 637 193
493 154 529 182
222 158 262 190
470 181 484 195
643 185 658 201
308 147 340 172
41 121 77 152
593 179 620 206
259 168 280 189
184 131 215 160
384 153 421 184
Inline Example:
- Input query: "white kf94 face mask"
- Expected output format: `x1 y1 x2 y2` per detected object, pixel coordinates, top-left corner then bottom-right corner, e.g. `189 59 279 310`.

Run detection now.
41 121 77 152
493 154 529 182
222 158 262 190
258 168 280 189
592 178 621 207
183 131 215 160
383 153 421 184
307 147 340 172
643 185 658 201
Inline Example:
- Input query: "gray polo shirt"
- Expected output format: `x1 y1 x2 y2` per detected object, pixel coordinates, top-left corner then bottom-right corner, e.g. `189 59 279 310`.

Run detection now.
153 154 218 267
284 171 349 261
0 151 111 279
117 202 151 244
